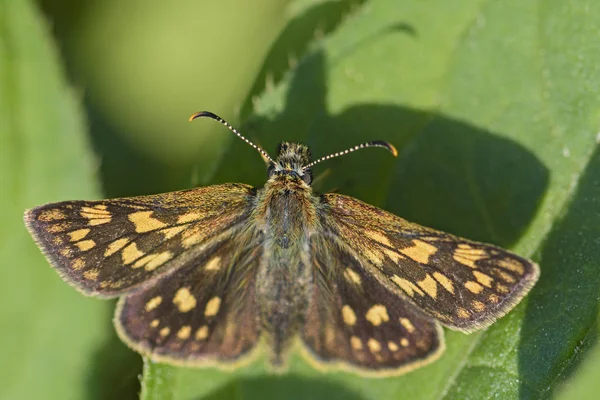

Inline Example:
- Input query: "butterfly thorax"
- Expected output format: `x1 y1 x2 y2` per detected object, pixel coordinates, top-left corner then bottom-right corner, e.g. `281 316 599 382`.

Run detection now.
253 142 320 363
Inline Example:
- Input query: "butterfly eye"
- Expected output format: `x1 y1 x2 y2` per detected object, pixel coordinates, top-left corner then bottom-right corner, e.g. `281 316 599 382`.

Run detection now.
302 169 313 185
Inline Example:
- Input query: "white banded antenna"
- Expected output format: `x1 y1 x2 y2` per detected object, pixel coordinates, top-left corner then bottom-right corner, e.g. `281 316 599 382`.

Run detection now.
303 140 398 170
189 111 275 164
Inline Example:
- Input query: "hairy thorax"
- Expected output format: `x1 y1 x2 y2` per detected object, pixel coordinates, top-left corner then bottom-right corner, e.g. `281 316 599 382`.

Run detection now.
253 175 319 361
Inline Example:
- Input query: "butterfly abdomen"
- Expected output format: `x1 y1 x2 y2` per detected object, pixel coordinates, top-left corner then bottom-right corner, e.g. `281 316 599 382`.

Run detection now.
254 178 318 365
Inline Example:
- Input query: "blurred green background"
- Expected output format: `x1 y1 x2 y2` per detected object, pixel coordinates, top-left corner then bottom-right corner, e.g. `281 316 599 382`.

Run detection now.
1 0 599 399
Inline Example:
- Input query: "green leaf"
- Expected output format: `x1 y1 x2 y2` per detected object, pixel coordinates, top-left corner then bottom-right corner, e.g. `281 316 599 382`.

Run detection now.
0 0 139 399
141 0 600 398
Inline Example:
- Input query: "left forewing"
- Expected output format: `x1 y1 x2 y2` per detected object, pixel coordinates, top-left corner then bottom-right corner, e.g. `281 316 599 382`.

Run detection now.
24 183 256 297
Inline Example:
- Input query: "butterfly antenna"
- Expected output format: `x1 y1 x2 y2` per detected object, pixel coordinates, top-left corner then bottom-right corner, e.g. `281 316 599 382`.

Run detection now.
303 140 398 170
189 111 275 164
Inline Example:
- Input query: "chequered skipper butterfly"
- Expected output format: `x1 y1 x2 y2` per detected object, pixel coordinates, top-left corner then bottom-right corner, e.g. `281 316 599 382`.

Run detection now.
24 111 539 376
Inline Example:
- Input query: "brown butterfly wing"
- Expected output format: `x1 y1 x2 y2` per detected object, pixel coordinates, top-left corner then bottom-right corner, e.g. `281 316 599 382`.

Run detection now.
24 183 256 297
319 193 540 333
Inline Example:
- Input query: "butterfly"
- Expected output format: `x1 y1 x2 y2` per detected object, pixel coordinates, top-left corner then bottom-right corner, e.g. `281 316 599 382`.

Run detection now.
24 111 539 376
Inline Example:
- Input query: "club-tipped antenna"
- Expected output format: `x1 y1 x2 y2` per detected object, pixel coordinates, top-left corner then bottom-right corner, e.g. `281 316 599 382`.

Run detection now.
303 140 398 170
189 111 275 164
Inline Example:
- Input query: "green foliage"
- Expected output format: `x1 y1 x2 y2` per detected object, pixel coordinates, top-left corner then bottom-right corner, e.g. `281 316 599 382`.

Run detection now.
3 0 599 399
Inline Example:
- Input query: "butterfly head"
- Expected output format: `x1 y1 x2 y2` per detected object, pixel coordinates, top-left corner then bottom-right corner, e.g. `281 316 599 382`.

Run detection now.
268 142 313 185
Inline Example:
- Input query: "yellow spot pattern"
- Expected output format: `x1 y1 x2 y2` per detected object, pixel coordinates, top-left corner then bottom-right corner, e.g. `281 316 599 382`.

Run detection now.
205 256 221 271
364 230 392 246
473 271 493 287
68 229 90 242
365 305 389 326
159 327 170 337
177 326 192 340
350 336 362 350
145 296 163 311
173 288 197 312
342 305 357 326
161 225 187 239
75 240 96 251
39 209 66 221
343 268 361 285
83 270 99 280
465 281 484 294
128 211 167 233
391 275 425 297
399 318 416 333
399 240 437 264
121 242 144 264
105 238 130 257
177 212 203 224
367 338 381 352
417 274 438 298
204 296 221 317
388 341 399 351
195 326 209 340
497 259 525 274
133 251 174 271
80 207 111 225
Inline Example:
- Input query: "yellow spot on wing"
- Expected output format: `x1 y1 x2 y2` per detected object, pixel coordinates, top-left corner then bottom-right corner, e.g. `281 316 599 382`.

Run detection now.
472 300 485 312
133 251 174 271
71 258 84 270
81 206 110 216
47 222 70 232
105 238 130 257
383 248 405 263
204 297 221 317
195 326 209 340
417 274 438 298
388 341 399 351
465 281 484 294
205 256 222 271
173 288 197 312
400 338 409 347
150 319 159 328
161 225 187 239
367 338 381 352
80 207 112 225
399 318 416 333
498 259 525 274
83 270 98 280
39 209 66 221
364 230 392 246
457 308 470 319
145 296 163 311
60 248 73 258
473 271 493 287
433 272 454 294
182 228 205 248
365 305 389 326
342 305 357 326
177 326 192 340
391 275 425 297
122 242 144 264
453 245 488 268
128 211 167 233
68 228 90 242
159 327 170 337
350 336 362 350
75 240 96 251
399 240 437 264
177 212 203 224
343 268 361 285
